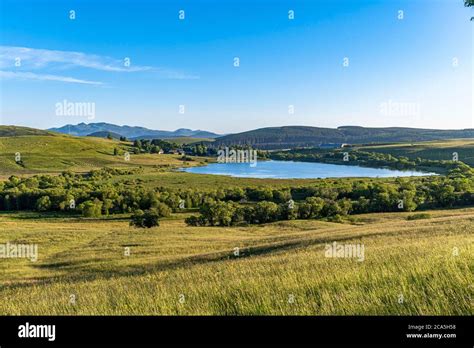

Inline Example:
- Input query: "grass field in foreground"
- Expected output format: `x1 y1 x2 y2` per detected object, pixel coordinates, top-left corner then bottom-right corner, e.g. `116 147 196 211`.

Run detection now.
0 208 472 315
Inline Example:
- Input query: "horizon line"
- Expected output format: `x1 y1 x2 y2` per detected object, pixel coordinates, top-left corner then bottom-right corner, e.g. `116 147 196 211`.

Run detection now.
1 122 473 134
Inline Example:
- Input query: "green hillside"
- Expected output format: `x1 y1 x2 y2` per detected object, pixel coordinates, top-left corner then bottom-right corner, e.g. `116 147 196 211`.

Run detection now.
359 139 474 167
212 125 474 149
0 125 56 137
0 126 203 177
0 133 126 176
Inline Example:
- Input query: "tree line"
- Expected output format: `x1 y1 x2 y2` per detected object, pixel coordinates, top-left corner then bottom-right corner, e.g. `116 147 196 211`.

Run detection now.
185 164 474 226
270 149 462 173
131 139 215 156
1 163 473 227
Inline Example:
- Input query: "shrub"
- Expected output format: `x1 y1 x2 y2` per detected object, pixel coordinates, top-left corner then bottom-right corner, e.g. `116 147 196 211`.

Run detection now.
130 209 160 228
254 201 279 223
321 200 342 217
79 199 103 218
152 202 171 217
278 201 298 220
326 214 345 223
184 215 206 226
407 213 431 221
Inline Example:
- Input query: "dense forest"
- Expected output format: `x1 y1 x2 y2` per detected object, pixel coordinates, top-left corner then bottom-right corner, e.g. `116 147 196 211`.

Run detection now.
130 138 214 156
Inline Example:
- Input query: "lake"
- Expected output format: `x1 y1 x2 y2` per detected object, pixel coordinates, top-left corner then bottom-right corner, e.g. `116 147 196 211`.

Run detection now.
181 160 436 179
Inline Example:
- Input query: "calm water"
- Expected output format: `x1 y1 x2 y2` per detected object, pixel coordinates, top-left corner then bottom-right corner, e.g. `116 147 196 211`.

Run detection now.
181 160 436 179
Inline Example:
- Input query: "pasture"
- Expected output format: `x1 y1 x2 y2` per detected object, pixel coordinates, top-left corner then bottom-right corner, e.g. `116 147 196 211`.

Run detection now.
0 208 472 315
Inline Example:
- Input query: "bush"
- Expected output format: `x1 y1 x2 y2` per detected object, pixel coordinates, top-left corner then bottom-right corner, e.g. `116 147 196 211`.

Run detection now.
253 201 279 223
130 209 160 228
272 189 292 203
184 215 206 226
321 200 342 217
326 214 345 223
407 213 431 221
79 199 103 218
278 201 298 220
305 196 325 218
198 201 236 226
152 202 171 217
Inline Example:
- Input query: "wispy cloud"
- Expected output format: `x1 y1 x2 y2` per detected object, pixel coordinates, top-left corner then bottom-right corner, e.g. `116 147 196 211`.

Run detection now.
0 71 103 85
0 46 199 84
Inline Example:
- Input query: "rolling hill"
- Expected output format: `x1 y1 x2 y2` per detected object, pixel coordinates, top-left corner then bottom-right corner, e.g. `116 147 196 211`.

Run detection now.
211 125 474 149
359 140 474 167
0 126 203 176
0 125 56 137
48 122 222 139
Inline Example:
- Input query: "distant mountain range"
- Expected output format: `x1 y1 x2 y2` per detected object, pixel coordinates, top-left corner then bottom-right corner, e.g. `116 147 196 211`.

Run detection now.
44 123 474 149
211 125 474 149
48 122 222 140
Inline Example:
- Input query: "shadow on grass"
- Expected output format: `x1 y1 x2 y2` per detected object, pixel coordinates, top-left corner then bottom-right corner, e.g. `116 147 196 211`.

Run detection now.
4 210 473 292
7 231 378 292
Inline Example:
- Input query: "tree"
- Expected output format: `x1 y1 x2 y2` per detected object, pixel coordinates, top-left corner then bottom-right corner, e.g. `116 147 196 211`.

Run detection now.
185 215 206 226
214 201 236 226
113 148 119 156
432 184 456 207
321 200 342 217
197 201 236 226
224 187 246 201
254 201 279 223
130 209 160 228
297 202 311 219
337 198 352 215
133 139 142 150
152 202 172 217
278 201 298 220
35 196 51 211
305 197 325 218
399 190 417 212
79 199 103 217
102 199 114 215
247 188 273 201
272 189 292 203
130 209 145 227
185 196 193 209
353 197 370 214
231 205 247 225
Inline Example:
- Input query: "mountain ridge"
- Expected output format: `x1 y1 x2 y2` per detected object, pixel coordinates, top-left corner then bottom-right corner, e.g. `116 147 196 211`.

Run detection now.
10 123 474 150
48 122 222 140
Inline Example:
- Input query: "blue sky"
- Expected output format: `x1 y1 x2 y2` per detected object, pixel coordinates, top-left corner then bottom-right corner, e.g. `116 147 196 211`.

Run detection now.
0 0 472 133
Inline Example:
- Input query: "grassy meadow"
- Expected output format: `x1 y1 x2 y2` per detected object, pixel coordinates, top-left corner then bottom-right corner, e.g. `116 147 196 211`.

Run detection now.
0 208 472 315
0 134 208 178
